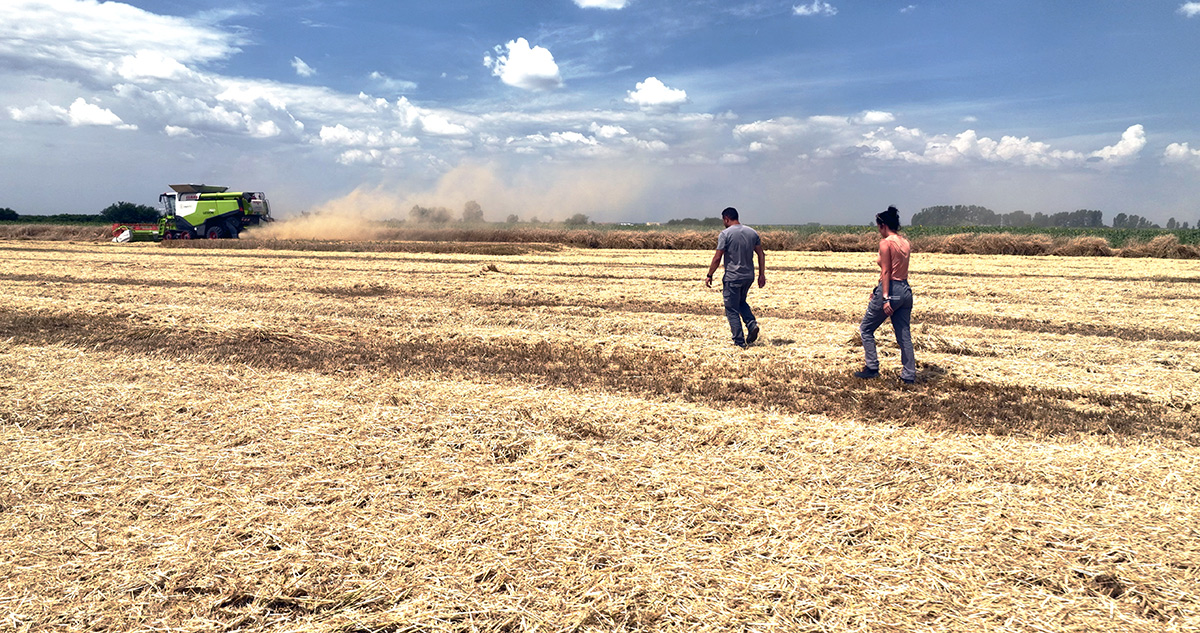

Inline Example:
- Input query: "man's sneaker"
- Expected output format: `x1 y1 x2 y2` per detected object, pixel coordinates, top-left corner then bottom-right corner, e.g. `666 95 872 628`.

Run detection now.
746 322 760 345
853 367 879 379
900 377 915 385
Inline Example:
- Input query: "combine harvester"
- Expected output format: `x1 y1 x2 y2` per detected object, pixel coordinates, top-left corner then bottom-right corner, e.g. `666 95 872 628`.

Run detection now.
112 184 273 242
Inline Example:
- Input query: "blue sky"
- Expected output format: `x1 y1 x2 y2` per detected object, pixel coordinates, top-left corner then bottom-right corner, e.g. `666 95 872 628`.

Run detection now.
3 0 1200 225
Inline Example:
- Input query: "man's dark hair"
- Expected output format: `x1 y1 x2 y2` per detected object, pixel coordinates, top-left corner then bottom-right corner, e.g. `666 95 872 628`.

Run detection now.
875 205 901 231
721 207 739 221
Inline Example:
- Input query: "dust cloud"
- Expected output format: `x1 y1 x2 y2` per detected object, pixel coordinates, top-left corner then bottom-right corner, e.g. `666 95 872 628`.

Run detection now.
246 162 654 240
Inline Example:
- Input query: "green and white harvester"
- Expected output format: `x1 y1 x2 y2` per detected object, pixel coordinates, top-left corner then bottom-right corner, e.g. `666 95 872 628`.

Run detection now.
111 184 273 242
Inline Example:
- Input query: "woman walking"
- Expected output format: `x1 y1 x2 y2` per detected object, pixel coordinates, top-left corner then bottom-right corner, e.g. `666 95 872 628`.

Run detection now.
854 206 916 384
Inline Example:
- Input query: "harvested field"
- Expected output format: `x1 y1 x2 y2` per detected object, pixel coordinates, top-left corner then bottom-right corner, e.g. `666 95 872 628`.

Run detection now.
3 222 1200 258
2 240 1198 632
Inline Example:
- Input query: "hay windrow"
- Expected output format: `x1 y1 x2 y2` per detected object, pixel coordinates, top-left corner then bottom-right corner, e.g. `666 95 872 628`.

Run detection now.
8 220 1198 258
2 240 1199 632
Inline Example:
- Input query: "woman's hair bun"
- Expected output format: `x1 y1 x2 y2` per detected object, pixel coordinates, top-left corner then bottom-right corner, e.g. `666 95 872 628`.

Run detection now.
876 206 901 231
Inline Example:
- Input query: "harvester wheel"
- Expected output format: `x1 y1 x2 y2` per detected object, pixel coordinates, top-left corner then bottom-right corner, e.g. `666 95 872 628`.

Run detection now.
205 225 225 239
179 231 192 240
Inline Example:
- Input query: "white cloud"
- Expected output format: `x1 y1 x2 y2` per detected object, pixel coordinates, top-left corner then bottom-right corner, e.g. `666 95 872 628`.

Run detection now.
590 122 629 138
318 123 419 148
1164 142 1200 167
793 1 838 17
860 127 1087 167
1088 124 1145 165
369 71 417 93
251 120 281 138
163 125 195 137
9 97 135 129
719 153 749 164
114 83 303 139
8 101 69 124
114 51 192 81
337 149 386 165
733 115 864 153
483 38 563 91
1179 3 1200 17
855 125 1153 170
0 0 238 86
900 4 917 13
551 131 598 146
625 77 688 111
291 56 316 77
67 97 127 127
372 96 472 137
854 110 896 125
574 0 629 8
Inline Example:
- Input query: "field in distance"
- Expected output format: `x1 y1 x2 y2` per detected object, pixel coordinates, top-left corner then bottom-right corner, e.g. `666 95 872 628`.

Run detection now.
2 240 1198 631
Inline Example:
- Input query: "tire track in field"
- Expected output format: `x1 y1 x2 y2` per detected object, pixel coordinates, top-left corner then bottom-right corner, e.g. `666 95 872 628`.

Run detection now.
4 269 1196 343
394 288 1200 343
1 310 1192 443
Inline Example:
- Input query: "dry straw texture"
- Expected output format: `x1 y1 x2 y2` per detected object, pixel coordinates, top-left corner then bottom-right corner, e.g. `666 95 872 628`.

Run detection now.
2 240 1199 632
4 222 1200 259
0 223 108 241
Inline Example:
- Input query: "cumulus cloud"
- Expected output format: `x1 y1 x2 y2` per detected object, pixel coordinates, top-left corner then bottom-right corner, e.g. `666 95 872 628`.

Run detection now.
483 38 563 91
291 56 316 77
1164 142 1200 167
590 122 629 138
113 82 305 140
1180 3 1200 17
573 0 629 8
900 4 917 13
733 114 867 154
114 51 192 81
1088 124 1145 165
854 110 896 125
793 1 838 17
735 113 1147 171
317 123 419 148
859 127 1089 167
9 97 136 129
625 77 688 112
855 125 1150 169
369 95 472 137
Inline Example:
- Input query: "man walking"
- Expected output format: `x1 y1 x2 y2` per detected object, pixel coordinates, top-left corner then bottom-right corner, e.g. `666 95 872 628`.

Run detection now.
705 207 766 348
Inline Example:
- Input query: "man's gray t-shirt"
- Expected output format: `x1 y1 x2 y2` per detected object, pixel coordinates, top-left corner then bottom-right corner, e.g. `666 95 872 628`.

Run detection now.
716 224 760 283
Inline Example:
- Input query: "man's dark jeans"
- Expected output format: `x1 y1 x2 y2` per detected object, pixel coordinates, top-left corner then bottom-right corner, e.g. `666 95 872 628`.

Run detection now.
723 279 756 346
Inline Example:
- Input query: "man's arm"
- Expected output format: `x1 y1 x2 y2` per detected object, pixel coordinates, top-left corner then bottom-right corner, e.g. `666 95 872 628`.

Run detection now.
755 243 766 288
705 250 724 287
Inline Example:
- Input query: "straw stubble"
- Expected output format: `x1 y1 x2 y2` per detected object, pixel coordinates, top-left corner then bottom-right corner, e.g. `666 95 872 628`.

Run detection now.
1 240 1197 632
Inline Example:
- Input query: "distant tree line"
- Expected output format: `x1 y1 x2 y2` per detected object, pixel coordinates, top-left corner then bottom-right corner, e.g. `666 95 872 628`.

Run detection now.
665 217 724 227
910 205 1192 230
0 202 160 223
404 201 591 226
